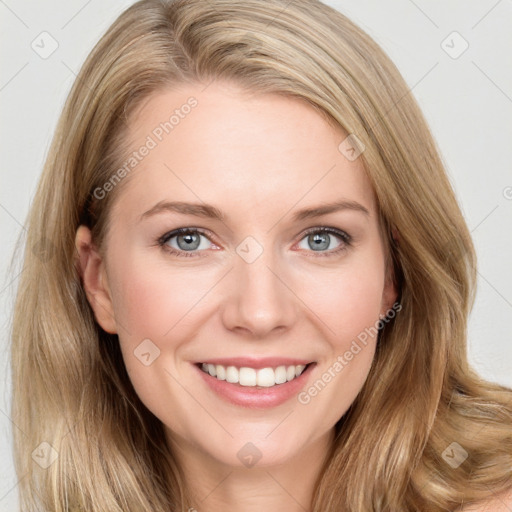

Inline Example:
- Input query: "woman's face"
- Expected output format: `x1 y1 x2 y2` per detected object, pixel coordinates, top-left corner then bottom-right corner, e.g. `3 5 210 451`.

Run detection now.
78 81 397 470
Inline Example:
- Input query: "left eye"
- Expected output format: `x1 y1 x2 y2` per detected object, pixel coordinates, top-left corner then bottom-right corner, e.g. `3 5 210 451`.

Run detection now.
296 228 348 253
160 228 213 253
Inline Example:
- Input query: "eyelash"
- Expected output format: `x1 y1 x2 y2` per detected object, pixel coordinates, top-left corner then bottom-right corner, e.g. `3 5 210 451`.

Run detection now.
157 226 352 259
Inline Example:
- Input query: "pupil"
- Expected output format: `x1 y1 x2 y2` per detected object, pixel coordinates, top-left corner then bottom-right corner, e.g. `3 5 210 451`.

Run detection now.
310 233 329 251
178 232 200 250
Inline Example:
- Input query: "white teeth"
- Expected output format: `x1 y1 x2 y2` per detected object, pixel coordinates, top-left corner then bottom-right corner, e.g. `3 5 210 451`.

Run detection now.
199 363 309 387
226 365 238 383
274 365 287 384
239 367 256 386
215 365 226 380
256 368 274 387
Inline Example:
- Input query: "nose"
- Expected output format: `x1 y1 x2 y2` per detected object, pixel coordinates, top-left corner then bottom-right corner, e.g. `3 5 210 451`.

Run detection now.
220 245 298 338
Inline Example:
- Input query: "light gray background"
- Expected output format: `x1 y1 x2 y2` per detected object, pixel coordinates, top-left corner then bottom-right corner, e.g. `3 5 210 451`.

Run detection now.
1 1 511 509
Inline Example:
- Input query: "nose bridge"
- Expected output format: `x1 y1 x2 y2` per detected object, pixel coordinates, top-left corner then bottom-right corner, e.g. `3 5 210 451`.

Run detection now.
221 235 297 336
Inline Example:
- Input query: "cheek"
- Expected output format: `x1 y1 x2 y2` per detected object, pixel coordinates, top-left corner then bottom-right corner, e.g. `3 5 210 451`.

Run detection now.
109 251 220 340
313 272 382 364
324 272 382 334
296 251 386 343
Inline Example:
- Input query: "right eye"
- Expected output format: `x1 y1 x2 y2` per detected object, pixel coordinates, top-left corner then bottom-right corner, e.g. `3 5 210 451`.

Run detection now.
158 228 216 257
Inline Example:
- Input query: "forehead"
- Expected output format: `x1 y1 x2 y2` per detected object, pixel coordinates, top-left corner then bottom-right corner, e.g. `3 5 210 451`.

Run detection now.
114 81 375 224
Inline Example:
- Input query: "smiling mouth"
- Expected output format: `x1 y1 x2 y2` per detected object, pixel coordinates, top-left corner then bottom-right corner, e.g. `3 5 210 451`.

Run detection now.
196 362 315 388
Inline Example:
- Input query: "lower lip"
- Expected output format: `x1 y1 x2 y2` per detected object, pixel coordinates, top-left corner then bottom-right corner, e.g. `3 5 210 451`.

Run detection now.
193 363 316 409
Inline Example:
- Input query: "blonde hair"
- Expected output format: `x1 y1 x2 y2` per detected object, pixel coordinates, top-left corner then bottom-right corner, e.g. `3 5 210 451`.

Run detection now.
10 0 512 510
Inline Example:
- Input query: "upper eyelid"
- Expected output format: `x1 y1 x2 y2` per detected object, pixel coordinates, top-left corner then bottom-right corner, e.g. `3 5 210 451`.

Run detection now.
159 227 217 246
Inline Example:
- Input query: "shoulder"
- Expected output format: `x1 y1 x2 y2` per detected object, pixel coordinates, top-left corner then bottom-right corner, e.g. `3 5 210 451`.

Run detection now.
459 490 512 511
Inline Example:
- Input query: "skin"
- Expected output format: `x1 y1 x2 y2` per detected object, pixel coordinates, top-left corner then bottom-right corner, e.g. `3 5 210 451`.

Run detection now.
459 490 512 512
460 493 512 512
76 80 398 511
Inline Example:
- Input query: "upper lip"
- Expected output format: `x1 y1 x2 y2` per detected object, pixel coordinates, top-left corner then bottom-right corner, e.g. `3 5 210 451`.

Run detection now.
195 357 315 369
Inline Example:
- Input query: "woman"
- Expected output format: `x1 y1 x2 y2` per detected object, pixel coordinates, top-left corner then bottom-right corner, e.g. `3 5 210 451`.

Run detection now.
10 0 512 510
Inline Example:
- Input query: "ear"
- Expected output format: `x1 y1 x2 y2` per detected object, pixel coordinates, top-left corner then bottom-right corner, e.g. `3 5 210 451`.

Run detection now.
379 224 400 317
380 270 398 318
380 246 399 318
75 225 117 334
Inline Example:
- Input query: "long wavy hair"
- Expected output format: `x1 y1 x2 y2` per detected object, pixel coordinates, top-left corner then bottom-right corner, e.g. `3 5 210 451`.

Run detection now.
10 0 512 510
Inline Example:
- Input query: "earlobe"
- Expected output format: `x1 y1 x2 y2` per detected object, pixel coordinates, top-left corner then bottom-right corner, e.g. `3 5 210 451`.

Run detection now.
74 225 118 334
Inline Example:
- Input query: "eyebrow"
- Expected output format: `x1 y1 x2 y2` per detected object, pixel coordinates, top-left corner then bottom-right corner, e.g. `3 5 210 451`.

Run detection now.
140 199 370 223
